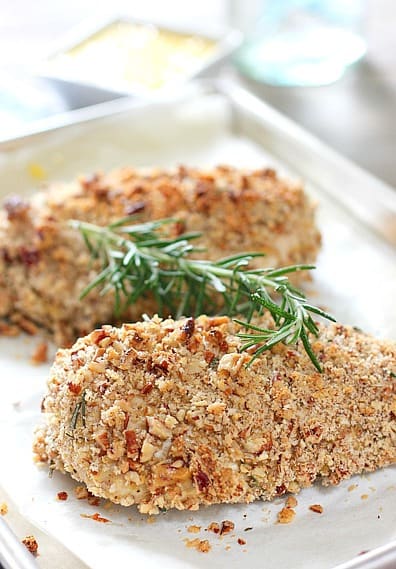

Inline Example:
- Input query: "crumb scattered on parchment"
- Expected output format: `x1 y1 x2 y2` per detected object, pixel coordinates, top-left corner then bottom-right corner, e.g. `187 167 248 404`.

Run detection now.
80 513 111 523
184 538 211 553
309 504 324 514
0 502 8 515
238 538 246 546
207 522 220 534
286 496 298 508
244 527 253 532
31 342 48 365
277 507 296 524
187 525 201 534
22 535 38 555
220 520 235 536
74 485 89 500
147 516 156 524
57 491 68 501
348 484 358 492
361 494 369 500
225 545 231 551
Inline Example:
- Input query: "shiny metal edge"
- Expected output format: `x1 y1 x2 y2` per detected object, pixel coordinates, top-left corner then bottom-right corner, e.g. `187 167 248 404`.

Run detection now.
333 540 396 569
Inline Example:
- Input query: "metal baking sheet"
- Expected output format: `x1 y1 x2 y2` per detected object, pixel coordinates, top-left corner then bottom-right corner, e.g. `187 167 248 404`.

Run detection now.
0 81 395 569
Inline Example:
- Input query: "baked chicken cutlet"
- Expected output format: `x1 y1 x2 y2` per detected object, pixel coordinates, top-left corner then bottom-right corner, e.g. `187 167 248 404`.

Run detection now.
0 166 320 346
34 315 396 515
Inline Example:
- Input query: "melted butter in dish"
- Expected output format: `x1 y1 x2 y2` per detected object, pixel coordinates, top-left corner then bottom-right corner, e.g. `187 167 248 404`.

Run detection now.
46 21 218 92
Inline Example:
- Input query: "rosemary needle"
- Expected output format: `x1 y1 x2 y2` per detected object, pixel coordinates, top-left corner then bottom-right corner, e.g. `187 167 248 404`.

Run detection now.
70 217 335 371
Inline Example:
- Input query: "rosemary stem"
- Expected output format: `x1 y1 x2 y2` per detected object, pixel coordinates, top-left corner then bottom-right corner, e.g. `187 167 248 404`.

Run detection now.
70 218 335 371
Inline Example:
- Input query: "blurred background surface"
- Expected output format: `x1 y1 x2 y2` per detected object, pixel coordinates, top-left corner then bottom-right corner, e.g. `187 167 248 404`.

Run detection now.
0 0 395 187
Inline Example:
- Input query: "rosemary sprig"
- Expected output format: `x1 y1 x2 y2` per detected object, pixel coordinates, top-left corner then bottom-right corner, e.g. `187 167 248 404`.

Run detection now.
66 390 87 436
71 218 335 371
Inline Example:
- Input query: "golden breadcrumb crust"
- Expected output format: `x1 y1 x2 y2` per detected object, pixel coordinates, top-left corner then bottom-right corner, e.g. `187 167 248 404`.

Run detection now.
34 315 395 514
0 166 320 346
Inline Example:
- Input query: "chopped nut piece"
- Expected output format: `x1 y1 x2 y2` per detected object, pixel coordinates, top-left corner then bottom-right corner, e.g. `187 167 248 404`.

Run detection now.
31 342 48 365
277 507 296 524
81 512 110 523
147 416 172 440
57 491 68 501
220 520 235 535
22 535 38 555
309 504 323 514
0 502 8 515
187 525 201 534
140 437 157 463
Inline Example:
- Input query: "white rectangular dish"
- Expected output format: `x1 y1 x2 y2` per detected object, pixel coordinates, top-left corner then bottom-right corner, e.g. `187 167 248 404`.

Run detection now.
0 81 395 569
38 16 242 96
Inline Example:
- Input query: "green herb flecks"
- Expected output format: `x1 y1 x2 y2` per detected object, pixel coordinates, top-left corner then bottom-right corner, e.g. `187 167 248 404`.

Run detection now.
67 390 87 436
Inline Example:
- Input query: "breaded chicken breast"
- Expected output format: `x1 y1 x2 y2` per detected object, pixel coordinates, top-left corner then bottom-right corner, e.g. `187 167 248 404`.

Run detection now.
34 315 396 514
0 166 320 346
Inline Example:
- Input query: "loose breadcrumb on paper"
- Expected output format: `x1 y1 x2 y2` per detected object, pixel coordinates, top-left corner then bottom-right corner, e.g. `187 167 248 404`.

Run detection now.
184 538 211 553
0 502 8 515
207 522 221 534
238 538 246 546
220 520 235 536
187 525 201 533
22 535 38 555
309 504 324 514
80 512 110 523
56 491 68 501
31 342 48 365
286 496 298 508
278 507 296 524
